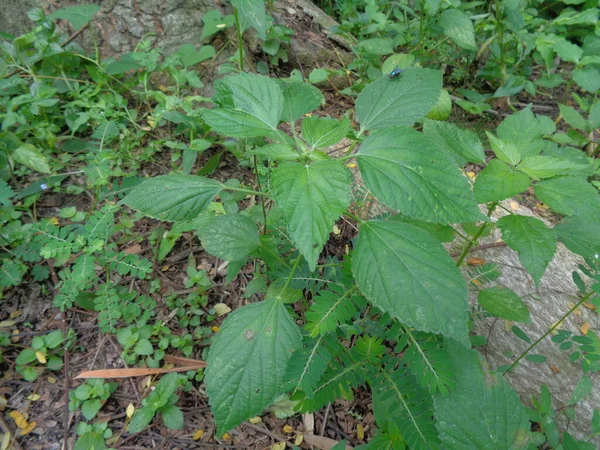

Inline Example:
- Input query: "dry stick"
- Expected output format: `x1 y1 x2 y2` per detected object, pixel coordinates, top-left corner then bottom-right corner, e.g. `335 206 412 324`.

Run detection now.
450 241 507 258
3 23 90 80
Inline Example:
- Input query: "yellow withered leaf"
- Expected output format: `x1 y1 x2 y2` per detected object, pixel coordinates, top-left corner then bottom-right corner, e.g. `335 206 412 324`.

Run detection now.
509 201 520 211
126 403 135 418
248 416 262 424
580 322 590 335
282 424 293 433
272 443 286 450
35 351 46 364
357 423 365 440
346 162 357 169
213 303 231 316
19 421 36 436
193 430 205 441
26 394 40 402
49 217 60 225
9 411 27 429
1 432 10 450
222 433 230 440
294 434 303 446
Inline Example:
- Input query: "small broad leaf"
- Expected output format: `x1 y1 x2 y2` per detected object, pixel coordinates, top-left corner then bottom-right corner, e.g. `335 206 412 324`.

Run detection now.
357 38 394 55
554 38 582 63
535 176 600 220
423 119 485 164
271 161 351 270
74 432 106 450
280 81 324 123
231 0 267 39
497 215 556 285
11 144 51 173
302 116 350 149
49 4 101 29
356 68 443 132
559 104 587 131
356 127 484 225
248 144 299 161
439 9 476 50
0 179 15 206
202 73 283 138
497 107 544 158
121 175 223 222
568 376 593 405
572 67 600 93
474 159 530 203
134 339 153 356
161 405 184 429
82 399 102 421
352 220 469 344
434 340 530 449
199 214 260 261
486 132 521 166
517 155 577 180
128 406 156 434
555 217 600 258
201 10 234 39
205 299 302 433
478 287 531 322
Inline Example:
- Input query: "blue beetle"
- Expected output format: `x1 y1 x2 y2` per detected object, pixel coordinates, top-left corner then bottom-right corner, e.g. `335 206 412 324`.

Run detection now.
389 67 404 79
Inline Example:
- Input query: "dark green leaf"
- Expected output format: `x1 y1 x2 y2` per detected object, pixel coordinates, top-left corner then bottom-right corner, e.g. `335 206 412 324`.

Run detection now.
302 116 350 149
478 287 530 322
161 405 184 429
497 215 556 286
82 399 102 420
128 406 156 434
357 127 484 224
199 214 260 261
231 0 267 39
555 217 600 258
423 119 485 164
474 159 530 203
535 176 600 220
280 82 324 123
517 155 579 180
121 175 223 222
356 68 443 132
497 107 544 158
74 432 106 450
352 220 469 344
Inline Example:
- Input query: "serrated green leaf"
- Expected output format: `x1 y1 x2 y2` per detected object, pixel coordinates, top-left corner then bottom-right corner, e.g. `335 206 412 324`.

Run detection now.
474 159 530 203
555 217 600 258
517 155 578 180
486 132 521 166
497 107 544 158
121 175 223 221
423 119 485 164
559 104 587 130
134 339 153 356
497 215 556 285
280 81 324 123
203 73 283 138
356 128 484 225
434 340 530 449
572 67 600 93
231 0 267 40
478 287 531 322
352 220 469 344
302 116 350 149
0 179 15 206
161 405 184 429
554 38 582 63
199 214 260 261
248 143 299 160
535 176 600 220
49 4 100 29
271 161 351 270
439 9 476 50
11 144 51 173
357 68 443 132
205 299 302 433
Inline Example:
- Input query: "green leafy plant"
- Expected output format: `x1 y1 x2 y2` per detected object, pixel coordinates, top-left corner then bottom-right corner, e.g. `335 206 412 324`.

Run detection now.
69 378 118 421
15 329 65 381
121 65 600 447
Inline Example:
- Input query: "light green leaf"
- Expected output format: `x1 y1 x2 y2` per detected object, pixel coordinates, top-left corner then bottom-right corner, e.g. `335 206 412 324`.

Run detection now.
554 38 582 63
199 214 260 261
569 376 593 405
203 73 283 138
358 38 395 55
434 340 530 449
423 119 485 164
352 220 469 344
439 9 476 50
248 143 299 160
121 175 223 222
231 0 267 40
517 155 577 180
535 176 600 220
74 432 106 450
205 299 302 433
486 132 521 166
356 127 484 225
279 81 324 123
555 217 600 258
201 10 234 39
588 101 600 128
82 399 102 421
474 159 530 203
134 339 154 356
497 215 557 285
302 116 350 149
478 287 530 322
12 144 51 173
559 104 587 131
161 405 184 429
271 161 351 270
309 68 330 84
356 68 443 132
0 179 15 206
572 67 600 93
497 107 545 158
49 4 101 29
128 406 156 434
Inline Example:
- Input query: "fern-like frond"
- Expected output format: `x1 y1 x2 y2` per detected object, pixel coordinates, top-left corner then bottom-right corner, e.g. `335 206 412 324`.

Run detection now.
370 362 440 450
397 330 455 396
71 254 96 288
305 287 365 337
94 284 121 333
467 262 501 287
54 278 83 310
84 205 117 242
35 223 82 261
107 252 152 278
284 336 331 397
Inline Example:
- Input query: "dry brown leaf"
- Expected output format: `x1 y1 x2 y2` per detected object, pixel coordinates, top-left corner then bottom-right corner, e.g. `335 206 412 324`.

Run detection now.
303 412 314 434
580 322 590 335
123 244 143 255
19 421 36 436
76 363 205 379
583 302 596 310
466 257 486 266
303 434 354 450
550 365 561 374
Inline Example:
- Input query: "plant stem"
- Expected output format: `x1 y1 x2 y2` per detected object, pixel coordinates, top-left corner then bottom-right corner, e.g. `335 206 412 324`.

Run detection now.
503 291 596 375
253 155 268 234
224 186 270 197
233 7 244 72
455 202 497 267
